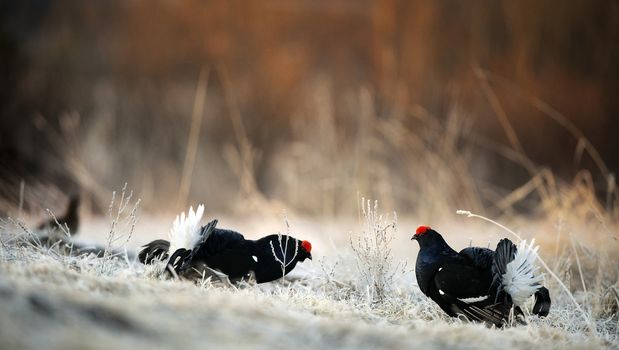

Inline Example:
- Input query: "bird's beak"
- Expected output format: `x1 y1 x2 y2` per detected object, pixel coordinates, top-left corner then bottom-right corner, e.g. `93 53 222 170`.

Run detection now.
308 253 312 260
411 235 417 241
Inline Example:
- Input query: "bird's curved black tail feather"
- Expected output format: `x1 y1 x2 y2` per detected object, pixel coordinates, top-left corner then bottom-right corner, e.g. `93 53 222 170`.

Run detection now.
138 239 171 264
167 248 191 275
491 238 517 301
193 219 218 252
533 286 551 317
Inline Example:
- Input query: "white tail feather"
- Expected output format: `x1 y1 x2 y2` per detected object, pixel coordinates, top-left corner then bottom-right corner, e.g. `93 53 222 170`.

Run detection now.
502 239 544 306
169 204 205 253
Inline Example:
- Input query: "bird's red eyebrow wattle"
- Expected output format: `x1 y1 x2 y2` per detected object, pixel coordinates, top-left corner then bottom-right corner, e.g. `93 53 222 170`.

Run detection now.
416 225 431 235
301 240 312 253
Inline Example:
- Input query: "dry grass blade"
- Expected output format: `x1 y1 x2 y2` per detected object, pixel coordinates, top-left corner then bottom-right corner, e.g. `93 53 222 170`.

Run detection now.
477 67 611 178
475 67 525 156
350 198 399 304
177 66 210 209
269 212 299 280
102 184 141 271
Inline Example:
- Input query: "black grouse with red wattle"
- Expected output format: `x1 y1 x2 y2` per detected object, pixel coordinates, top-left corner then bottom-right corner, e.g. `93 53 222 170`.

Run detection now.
139 205 312 283
412 225 551 326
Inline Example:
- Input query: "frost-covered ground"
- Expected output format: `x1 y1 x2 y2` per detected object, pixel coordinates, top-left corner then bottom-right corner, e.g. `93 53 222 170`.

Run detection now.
0 210 617 350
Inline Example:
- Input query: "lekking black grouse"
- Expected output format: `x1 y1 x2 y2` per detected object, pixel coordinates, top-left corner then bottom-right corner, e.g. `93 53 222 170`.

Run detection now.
412 225 551 327
37 194 80 235
139 205 312 283
32 194 121 257
33 194 83 254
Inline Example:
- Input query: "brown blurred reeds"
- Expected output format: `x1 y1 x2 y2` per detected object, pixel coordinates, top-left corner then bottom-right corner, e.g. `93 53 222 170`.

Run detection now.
0 1 617 224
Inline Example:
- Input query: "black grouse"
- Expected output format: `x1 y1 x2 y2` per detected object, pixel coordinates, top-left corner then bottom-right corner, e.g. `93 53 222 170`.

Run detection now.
33 194 82 254
32 194 122 258
37 194 80 235
139 205 312 283
412 225 551 327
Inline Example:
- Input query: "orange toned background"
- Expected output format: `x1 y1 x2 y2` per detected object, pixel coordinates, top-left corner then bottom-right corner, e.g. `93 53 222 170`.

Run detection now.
1 1 617 218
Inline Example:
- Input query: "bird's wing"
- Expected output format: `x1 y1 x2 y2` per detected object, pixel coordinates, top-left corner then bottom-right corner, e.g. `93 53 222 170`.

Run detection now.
199 227 246 256
200 247 255 279
433 260 527 327
434 262 492 299
138 239 170 264
170 219 219 274
428 282 517 327
191 219 219 252
459 247 494 269
448 298 517 327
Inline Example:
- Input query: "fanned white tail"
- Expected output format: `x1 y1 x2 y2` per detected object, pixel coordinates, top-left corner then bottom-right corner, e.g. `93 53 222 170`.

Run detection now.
168 204 205 253
502 239 544 306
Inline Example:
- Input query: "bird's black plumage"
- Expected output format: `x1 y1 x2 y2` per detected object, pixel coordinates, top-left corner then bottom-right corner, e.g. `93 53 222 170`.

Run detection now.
533 287 551 317
38 195 80 235
26 194 134 259
251 234 310 283
31 194 92 256
139 220 312 284
138 239 170 264
412 226 551 327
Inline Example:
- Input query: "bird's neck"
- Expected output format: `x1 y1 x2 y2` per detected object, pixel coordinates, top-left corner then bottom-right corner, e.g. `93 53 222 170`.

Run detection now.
419 235 456 254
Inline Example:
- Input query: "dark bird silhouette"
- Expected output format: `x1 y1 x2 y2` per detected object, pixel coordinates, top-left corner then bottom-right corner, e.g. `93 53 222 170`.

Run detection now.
37 195 80 235
139 205 312 283
138 239 170 264
412 225 551 327
31 194 130 258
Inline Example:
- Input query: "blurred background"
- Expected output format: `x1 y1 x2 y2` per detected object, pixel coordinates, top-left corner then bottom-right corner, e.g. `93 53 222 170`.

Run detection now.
1 0 618 224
